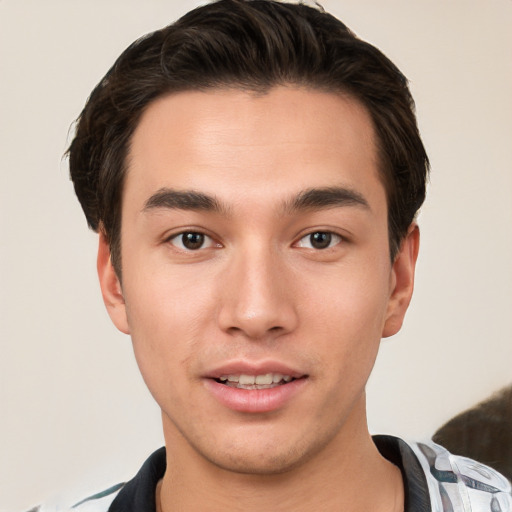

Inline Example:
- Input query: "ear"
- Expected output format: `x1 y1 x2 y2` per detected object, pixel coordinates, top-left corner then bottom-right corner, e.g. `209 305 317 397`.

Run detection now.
97 232 130 334
382 224 420 338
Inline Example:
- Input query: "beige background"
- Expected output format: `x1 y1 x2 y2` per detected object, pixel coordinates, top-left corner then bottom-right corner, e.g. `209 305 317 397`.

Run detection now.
1 1 511 510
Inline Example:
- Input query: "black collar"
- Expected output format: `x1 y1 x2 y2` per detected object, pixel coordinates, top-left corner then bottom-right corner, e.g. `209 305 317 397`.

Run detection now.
373 435 431 512
108 435 431 512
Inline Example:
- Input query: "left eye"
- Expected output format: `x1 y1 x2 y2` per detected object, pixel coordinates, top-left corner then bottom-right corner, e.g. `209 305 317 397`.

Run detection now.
296 231 342 250
168 232 215 251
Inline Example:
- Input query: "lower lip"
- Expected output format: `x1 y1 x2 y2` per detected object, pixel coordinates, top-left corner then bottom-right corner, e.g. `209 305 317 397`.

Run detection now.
204 378 307 413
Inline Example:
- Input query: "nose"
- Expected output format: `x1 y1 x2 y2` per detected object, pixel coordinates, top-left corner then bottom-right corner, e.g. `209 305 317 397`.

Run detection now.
216 244 299 340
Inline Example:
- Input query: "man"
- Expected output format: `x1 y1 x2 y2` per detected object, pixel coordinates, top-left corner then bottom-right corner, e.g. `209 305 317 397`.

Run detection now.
37 0 511 510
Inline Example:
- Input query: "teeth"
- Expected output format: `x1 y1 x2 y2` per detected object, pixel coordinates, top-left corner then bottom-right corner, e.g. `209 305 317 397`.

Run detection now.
239 374 256 385
218 373 294 388
255 373 273 385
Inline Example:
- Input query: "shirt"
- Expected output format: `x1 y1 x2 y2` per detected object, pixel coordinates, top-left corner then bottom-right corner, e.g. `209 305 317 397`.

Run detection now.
33 436 512 512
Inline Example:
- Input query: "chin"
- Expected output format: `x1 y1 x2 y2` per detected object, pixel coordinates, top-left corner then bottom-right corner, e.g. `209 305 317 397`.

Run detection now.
193 430 327 477
207 448 307 476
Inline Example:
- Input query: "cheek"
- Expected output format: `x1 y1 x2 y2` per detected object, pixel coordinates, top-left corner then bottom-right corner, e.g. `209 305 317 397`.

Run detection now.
121 268 212 392
300 263 391 376
124 293 197 415
124 259 214 329
304 261 391 332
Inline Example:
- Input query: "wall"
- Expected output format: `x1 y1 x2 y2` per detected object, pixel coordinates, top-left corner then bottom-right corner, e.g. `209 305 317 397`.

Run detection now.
1 1 511 510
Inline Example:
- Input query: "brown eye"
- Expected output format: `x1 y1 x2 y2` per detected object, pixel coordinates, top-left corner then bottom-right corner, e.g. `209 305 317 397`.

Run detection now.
296 231 342 250
182 232 204 250
310 232 331 249
170 232 211 250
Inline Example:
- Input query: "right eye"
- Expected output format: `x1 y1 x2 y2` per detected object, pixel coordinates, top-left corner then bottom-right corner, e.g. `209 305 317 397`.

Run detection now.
295 231 343 250
168 232 216 251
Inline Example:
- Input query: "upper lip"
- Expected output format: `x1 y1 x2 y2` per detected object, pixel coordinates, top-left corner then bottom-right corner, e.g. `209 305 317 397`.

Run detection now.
204 360 307 380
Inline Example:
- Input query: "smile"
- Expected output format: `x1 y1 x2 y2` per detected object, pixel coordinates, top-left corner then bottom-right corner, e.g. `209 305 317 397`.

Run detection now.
205 366 308 413
217 373 294 389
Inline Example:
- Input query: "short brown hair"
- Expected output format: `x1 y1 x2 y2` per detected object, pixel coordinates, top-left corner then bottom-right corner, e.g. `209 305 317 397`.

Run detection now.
68 0 429 275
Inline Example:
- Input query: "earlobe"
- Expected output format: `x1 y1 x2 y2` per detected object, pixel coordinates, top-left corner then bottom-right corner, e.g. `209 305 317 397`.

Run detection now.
382 224 420 338
97 232 130 334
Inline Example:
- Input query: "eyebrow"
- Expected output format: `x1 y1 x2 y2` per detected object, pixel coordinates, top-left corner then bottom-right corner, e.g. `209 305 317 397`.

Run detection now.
285 186 370 213
143 188 226 213
142 186 370 215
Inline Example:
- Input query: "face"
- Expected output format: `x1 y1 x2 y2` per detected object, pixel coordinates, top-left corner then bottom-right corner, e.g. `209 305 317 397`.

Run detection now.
98 87 418 475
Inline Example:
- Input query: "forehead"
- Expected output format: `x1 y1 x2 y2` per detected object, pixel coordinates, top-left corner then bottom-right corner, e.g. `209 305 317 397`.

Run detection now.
126 86 383 210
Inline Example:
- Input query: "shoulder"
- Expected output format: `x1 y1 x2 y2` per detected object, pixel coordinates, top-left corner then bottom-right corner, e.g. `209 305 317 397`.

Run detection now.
27 447 166 512
27 483 124 512
406 439 512 511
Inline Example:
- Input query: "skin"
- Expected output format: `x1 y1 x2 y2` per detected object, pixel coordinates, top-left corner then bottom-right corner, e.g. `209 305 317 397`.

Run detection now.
98 86 419 511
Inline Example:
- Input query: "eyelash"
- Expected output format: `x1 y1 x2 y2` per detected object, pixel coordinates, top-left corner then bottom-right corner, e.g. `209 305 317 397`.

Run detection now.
167 231 219 251
166 230 344 252
295 231 344 250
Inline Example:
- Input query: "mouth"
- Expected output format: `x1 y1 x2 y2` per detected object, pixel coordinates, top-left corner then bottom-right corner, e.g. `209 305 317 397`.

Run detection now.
215 373 296 390
204 363 308 412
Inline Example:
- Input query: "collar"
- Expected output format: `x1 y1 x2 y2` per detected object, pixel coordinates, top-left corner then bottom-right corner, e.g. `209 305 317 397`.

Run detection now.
108 436 430 512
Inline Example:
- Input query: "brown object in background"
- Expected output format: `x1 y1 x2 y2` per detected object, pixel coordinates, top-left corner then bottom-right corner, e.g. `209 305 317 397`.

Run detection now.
432 385 512 481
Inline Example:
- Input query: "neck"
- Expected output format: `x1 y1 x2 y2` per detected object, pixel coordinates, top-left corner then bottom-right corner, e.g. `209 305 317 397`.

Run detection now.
158 402 403 512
